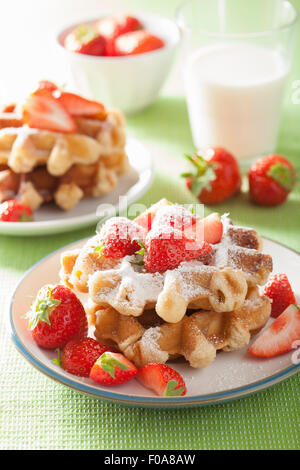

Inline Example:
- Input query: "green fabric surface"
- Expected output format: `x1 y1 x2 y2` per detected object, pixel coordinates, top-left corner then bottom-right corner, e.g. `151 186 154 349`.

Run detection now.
0 0 300 450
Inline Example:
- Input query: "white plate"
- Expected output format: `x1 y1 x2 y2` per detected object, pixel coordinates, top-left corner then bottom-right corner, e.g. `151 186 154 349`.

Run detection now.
0 137 153 236
9 237 300 407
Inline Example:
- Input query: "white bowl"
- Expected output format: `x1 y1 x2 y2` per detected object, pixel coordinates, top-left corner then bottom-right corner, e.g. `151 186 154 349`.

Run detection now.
56 13 180 114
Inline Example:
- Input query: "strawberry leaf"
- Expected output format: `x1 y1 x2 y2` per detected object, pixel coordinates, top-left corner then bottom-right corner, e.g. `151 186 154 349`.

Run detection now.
267 163 296 191
52 348 61 366
191 164 217 196
165 379 185 397
25 287 61 330
98 353 129 379
182 153 217 196
74 24 98 44
94 243 103 254
19 210 33 222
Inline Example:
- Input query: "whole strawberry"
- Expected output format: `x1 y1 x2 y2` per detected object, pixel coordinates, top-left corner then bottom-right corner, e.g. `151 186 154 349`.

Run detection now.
61 337 114 377
26 285 88 349
90 352 138 386
0 200 33 222
181 147 241 205
249 154 296 206
99 217 146 259
263 273 296 318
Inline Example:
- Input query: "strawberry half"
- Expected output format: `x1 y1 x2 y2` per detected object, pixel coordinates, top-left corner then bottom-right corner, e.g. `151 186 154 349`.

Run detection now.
134 199 171 232
248 304 300 358
185 213 223 245
151 205 196 232
90 352 138 385
137 363 186 397
23 89 77 133
263 273 296 318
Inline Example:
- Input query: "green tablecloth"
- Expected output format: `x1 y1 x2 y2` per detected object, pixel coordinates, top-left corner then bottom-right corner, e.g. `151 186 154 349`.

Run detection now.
0 0 299 450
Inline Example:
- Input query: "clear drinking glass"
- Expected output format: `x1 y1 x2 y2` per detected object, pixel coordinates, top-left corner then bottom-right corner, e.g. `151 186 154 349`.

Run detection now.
177 0 297 164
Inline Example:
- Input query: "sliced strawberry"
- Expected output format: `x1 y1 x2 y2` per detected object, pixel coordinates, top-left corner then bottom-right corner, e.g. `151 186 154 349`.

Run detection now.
54 91 106 117
137 363 186 397
134 199 171 232
114 30 165 56
185 213 223 245
90 352 138 385
263 273 296 318
37 80 58 92
64 24 106 56
152 205 196 232
99 217 146 259
23 89 77 133
248 304 300 358
144 226 212 273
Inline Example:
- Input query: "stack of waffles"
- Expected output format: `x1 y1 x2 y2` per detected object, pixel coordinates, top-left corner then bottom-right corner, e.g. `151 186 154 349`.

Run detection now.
60 200 273 369
0 106 129 211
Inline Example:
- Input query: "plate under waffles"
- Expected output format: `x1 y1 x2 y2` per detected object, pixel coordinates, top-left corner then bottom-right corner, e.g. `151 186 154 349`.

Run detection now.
60 200 273 369
10 232 300 406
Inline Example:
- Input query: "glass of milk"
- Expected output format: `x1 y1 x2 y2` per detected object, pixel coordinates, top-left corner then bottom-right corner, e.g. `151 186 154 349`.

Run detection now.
177 0 297 163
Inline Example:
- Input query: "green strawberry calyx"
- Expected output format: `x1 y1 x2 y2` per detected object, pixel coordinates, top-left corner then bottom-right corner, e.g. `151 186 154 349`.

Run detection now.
52 348 61 367
164 379 185 397
181 154 217 196
94 242 103 255
267 163 297 191
25 286 61 330
74 24 98 45
97 353 129 379
130 241 146 266
19 210 33 222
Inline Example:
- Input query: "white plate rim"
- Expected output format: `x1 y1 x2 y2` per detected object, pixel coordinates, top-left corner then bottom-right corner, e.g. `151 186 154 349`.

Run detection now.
0 137 154 236
8 237 300 408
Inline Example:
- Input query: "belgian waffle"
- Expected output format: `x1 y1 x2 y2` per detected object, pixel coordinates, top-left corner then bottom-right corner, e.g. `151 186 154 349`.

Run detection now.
0 108 129 211
90 286 271 368
60 211 272 323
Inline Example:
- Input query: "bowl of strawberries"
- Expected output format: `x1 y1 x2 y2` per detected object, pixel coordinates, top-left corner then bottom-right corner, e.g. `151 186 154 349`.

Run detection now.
56 13 180 114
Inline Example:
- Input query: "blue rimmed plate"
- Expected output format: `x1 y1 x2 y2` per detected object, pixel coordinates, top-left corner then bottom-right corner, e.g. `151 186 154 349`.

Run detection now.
8 237 300 407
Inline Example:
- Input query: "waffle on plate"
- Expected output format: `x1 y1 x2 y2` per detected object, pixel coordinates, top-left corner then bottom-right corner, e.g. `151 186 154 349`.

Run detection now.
0 83 129 212
60 200 273 369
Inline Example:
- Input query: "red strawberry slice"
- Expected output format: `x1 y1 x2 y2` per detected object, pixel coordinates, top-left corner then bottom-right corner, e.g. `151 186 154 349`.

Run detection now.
90 352 138 385
61 337 114 377
262 273 296 318
185 213 223 245
37 80 58 92
134 199 171 232
248 304 300 358
152 205 196 232
137 363 186 397
144 227 212 273
23 89 77 133
54 90 106 117
99 217 146 259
